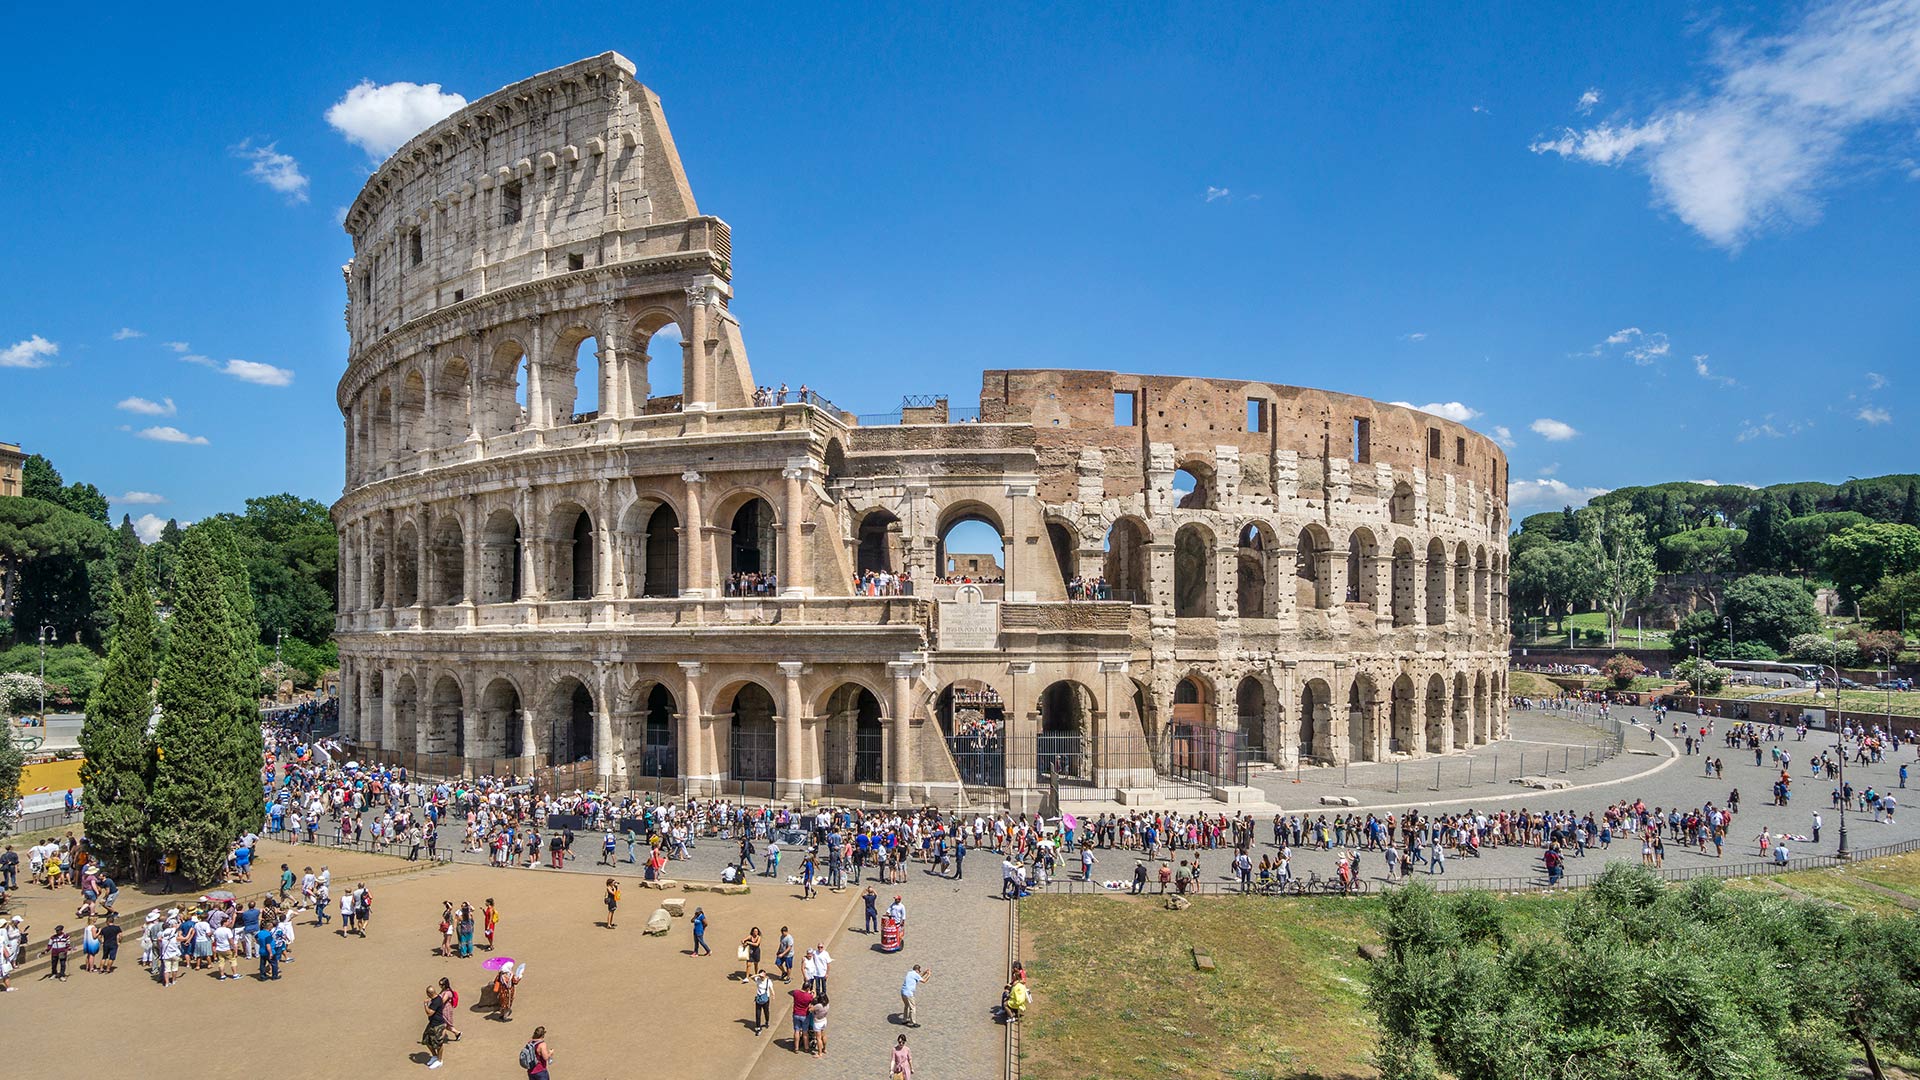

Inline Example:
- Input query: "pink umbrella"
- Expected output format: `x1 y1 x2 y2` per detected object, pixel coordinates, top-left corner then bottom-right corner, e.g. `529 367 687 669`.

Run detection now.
1062 812 1078 831
482 956 516 972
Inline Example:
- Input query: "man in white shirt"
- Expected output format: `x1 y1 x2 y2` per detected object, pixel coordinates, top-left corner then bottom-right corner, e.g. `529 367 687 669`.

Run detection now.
812 944 832 996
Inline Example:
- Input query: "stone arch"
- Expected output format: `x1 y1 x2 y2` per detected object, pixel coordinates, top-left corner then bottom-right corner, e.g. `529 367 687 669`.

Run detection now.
434 355 472 444
857 508 902 578
1045 517 1079 590
1452 672 1470 749
430 515 464 605
479 509 523 603
549 501 595 601
545 674 597 767
1425 673 1448 754
1037 679 1096 779
368 521 389 608
627 306 687 404
1299 677 1332 761
819 682 886 786
392 673 420 753
823 439 847 486
394 520 420 606
1347 673 1380 762
1296 524 1334 610
717 492 779 587
1172 671 1214 726
1103 515 1152 604
1391 673 1417 753
428 675 464 758
720 681 779 783
1173 522 1215 617
617 494 681 598
1234 675 1269 760
936 501 1005 581
481 338 531 436
1473 671 1491 744
1390 481 1415 525
1173 460 1214 510
395 368 427 454
1346 526 1380 607
1474 544 1490 622
1424 537 1448 626
627 681 678 778
1237 520 1277 618
477 677 524 758
546 322 599 424
1391 538 1417 627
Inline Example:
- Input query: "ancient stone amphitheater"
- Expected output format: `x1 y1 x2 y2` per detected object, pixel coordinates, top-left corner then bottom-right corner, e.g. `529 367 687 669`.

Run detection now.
332 52 1511 803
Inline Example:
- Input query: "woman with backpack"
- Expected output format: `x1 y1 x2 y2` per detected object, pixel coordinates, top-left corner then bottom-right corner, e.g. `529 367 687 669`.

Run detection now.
519 1026 553 1078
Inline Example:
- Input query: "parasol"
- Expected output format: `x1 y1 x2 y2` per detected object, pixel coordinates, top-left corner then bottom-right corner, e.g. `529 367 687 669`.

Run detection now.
482 956 517 972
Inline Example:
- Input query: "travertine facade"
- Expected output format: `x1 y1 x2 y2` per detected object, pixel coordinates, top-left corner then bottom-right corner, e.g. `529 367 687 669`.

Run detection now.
333 53 1511 802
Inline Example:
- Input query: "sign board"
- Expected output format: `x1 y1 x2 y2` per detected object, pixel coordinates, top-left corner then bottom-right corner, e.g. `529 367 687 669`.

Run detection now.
939 584 1000 651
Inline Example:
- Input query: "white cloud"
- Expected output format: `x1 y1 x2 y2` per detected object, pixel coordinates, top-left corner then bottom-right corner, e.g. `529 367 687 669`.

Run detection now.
1735 413 1813 441
116 396 177 416
117 491 167 505
112 327 145 340
1491 425 1516 448
1587 326 1676 366
1539 462 1560 476
135 425 210 445
233 140 310 203
1510 476 1611 510
1577 87 1603 114
1693 353 1738 386
1529 0 1920 248
1205 186 1231 203
1390 400 1481 422
1471 104 1490 115
1401 331 1428 342
0 335 58 369
180 353 294 387
1530 417 1579 441
1866 370 1888 389
133 514 170 543
1692 478 1723 486
326 79 468 159
163 341 191 353
1858 405 1893 424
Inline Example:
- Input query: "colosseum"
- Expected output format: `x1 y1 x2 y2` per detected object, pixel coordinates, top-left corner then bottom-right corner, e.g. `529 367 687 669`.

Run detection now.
332 52 1512 804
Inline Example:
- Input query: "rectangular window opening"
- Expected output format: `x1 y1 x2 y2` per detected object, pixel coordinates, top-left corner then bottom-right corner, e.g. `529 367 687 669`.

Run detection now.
1455 436 1466 465
502 181 523 225
567 252 585 271
1114 390 1136 427
1352 417 1371 463
1246 398 1264 433
409 230 423 266
1427 428 1441 459
452 288 465 303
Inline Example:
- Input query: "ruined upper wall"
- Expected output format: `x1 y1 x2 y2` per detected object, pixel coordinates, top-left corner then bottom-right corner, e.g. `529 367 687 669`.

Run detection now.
980 369 1508 510
340 52 707 359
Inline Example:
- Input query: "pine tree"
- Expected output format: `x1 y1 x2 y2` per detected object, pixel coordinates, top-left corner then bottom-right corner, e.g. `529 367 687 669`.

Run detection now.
1902 482 1919 527
80 554 160 873
150 526 251 882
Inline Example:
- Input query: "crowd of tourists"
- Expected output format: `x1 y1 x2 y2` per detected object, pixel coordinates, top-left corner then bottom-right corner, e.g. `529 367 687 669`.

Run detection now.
1063 575 1112 600
854 569 913 596
723 571 781 596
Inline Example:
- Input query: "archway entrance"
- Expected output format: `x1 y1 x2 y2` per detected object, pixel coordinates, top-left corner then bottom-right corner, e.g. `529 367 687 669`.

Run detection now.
1235 677 1267 762
1102 518 1150 604
938 680 1005 786
478 679 523 759
632 683 678 778
727 498 778 592
428 676 463 758
938 512 1004 582
1174 525 1214 617
821 684 885 786
727 683 778 784
1347 677 1378 762
1037 680 1094 780
1299 679 1328 762
1391 675 1417 754
548 679 595 767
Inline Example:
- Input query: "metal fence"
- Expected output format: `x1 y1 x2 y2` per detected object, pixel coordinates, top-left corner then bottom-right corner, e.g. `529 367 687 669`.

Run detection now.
1255 712 1629 797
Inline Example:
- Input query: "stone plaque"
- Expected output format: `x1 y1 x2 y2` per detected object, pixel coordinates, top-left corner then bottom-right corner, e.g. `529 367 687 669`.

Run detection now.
939 584 1000 651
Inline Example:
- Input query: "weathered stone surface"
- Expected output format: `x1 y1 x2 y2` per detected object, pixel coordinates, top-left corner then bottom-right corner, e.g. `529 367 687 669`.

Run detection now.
644 908 671 935
1320 795 1360 807
1358 943 1389 962
661 898 687 916
1164 894 1191 911
1512 776 1572 790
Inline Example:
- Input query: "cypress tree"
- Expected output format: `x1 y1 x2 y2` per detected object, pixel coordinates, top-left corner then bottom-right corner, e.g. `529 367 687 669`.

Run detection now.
150 526 250 882
1902 482 1919 527
208 522 265 840
80 554 159 873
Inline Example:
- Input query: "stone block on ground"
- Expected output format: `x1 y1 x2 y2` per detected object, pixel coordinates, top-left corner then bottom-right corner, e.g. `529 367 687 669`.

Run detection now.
1117 788 1159 805
1192 947 1215 971
1512 776 1572 790
681 882 713 892
662 898 687 916
711 883 751 895
1320 795 1360 806
1209 785 1260 803
644 908 672 935
1164 894 1191 911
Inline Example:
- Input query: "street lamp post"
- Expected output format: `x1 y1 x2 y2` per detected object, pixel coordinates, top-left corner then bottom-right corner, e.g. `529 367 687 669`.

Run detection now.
37 623 56 718
1825 616 1850 860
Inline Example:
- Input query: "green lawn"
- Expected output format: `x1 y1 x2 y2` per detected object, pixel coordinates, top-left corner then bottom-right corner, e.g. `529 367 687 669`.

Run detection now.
1721 686 1920 718
1517 611 1673 649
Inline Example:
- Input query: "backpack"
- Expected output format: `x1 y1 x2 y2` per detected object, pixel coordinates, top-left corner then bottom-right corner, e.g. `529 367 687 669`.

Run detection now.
519 1041 540 1069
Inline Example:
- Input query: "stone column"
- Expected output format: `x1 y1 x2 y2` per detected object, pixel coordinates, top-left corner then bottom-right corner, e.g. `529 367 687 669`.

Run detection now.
380 669 398 750
337 657 355 742
1371 554 1394 625
781 463 809 596
598 303 621 419
517 489 541 602
381 511 399 613
684 285 713 411
681 471 707 597
778 661 807 801
678 661 707 790
466 331 485 443
888 660 918 800
525 320 548 429
1214 539 1238 619
594 479 616 600
594 662 616 786
1274 544 1299 629
415 504 432 610
518 707 537 768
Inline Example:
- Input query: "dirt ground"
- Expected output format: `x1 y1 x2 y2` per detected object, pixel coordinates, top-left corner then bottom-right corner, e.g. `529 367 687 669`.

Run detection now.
1 842 855 1079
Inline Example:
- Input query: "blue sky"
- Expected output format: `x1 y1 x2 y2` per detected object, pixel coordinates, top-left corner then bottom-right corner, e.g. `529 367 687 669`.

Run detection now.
3 1 1916 539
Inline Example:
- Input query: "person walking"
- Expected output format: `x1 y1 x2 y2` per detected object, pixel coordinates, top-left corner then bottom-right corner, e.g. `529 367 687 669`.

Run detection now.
750 970 773 1034
483 898 499 951
900 964 931 1027
861 887 879 933
741 926 762 978
519 1026 552 1079
776 926 794 981
691 907 712 956
603 879 620 929
891 1033 915 1080
422 982 452 1069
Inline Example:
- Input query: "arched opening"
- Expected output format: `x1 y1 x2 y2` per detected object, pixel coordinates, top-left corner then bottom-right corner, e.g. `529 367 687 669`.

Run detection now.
1173 524 1214 617
1037 680 1094 780
1299 679 1329 762
549 503 594 601
938 509 1004 582
1391 674 1417 753
546 678 595 767
857 509 901 578
1452 673 1471 750
392 674 419 754
1425 538 1448 626
1473 672 1490 744
643 322 684 405
369 526 388 608
823 439 847 485
1390 482 1415 525
1296 526 1332 610
1424 675 1447 754
726 683 778 783
1391 539 1417 627
937 680 1005 786
643 503 680 597
1103 517 1150 604
725 497 779 592
478 679 523 758
1346 527 1379 606
1236 523 1275 618
1173 463 1213 510
1348 675 1378 762
1235 677 1267 761
482 341 530 436
431 516 465 605
569 334 599 422
396 370 427 454
1172 675 1212 725
1454 542 1471 616
479 510 522 603
632 683 677 778
429 676 464 758
394 521 420 607
435 356 471 444
1474 546 1490 622
821 684 885 786
370 386 393 468
1046 520 1077 591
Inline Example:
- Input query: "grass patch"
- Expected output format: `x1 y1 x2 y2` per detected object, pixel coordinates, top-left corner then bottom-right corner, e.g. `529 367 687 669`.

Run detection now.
1507 670 1559 697
1721 687 1920 717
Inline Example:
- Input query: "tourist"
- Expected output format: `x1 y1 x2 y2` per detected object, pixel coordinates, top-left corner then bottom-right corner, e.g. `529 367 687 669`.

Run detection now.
456 902 475 957
483 898 499 951
43 923 70 981
99 915 120 974
213 916 237 980
492 962 524 1022
789 979 816 1052
862 886 879 932
742 925 762 977
808 991 830 1057
776 925 794 980
892 1034 915 1080
422 981 453 1069
900 963 931 1027
520 1026 552 1078
604 878 620 929
751 969 774 1033
691 906 712 956
438 902 457 955
812 942 832 996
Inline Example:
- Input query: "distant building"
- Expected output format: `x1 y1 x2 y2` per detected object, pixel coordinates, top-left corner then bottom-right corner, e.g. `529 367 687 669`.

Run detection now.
0 441 23 498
